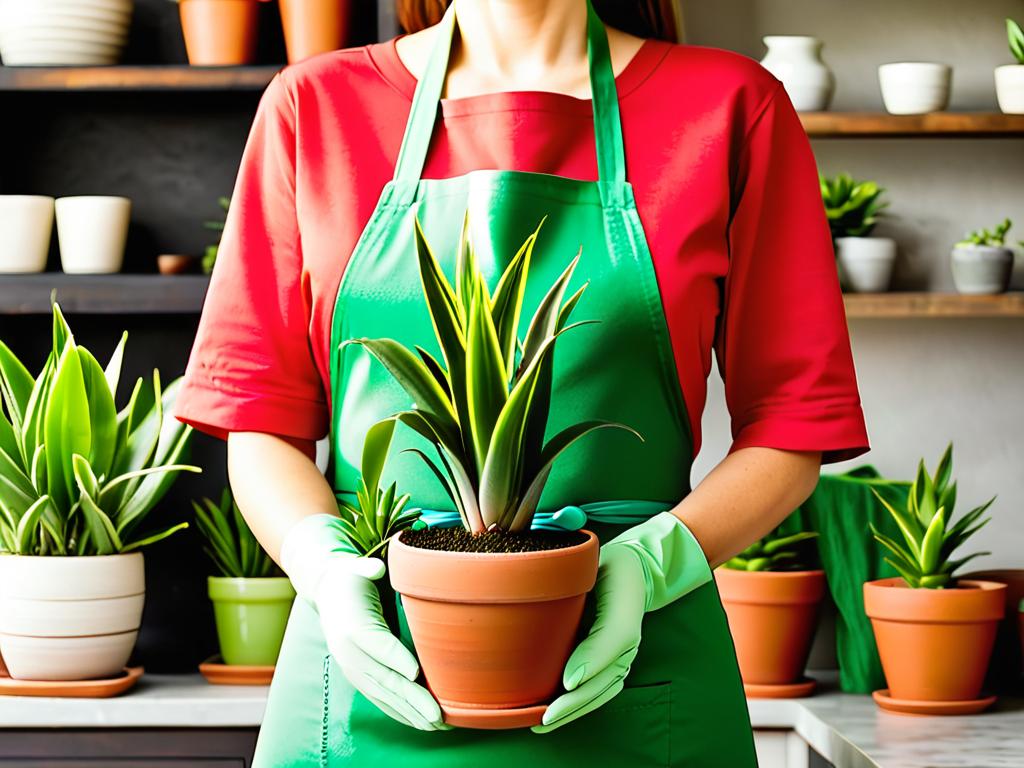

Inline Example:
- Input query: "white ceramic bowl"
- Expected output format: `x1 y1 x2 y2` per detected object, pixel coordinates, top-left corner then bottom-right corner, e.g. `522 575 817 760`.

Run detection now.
55 196 131 273
879 62 952 114
0 631 138 681
0 195 54 274
0 0 131 66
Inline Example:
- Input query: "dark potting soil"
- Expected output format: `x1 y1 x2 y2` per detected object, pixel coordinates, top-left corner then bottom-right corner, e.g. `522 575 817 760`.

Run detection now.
399 527 588 553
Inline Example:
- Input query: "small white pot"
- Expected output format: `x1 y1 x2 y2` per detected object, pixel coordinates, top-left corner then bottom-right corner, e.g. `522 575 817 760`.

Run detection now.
836 237 897 293
0 195 54 273
760 36 835 112
951 245 1015 295
0 553 144 681
995 65 1024 114
55 195 130 274
879 62 952 114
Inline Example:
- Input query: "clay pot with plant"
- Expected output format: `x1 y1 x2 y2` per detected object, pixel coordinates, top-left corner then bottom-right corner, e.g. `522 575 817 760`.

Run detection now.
0 304 197 681
865 444 1005 714
176 0 267 66
952 218 1015 295
821 173 896 293
194 487 295 668
345 215 638 725
996 18 1024 114
717 529 824 698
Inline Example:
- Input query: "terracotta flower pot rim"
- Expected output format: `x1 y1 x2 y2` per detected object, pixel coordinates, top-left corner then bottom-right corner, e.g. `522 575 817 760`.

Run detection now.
716 567 826 606
864 577 1006 623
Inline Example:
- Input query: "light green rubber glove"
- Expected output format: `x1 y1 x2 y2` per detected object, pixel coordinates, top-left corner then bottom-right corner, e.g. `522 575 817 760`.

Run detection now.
280 514 450 731
532 511 711 734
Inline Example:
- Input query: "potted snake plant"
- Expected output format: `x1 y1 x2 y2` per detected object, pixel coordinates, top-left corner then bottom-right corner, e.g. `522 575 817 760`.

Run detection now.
952 218 1015 295
0 304 197 681
996 18 1024 114
717 529 824 697
865 444 1005 712
820 173 895 293
349 213 639 723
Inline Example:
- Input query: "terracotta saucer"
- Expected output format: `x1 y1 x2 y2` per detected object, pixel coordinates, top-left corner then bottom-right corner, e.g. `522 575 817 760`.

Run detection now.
872 689 997 716
0 666 142 698
744 677 817 699
199 656 275 685
441 702 547 729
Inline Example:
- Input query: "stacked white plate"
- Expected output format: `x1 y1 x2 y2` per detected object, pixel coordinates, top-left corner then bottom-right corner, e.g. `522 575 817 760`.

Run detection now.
0 0 133 66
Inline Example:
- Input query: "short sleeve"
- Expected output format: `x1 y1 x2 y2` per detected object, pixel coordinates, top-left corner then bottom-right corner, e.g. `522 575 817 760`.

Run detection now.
174 73 328 442
715 83 869 464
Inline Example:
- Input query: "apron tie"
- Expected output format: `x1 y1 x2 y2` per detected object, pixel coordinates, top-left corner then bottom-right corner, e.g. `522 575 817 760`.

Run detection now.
411 500 674 532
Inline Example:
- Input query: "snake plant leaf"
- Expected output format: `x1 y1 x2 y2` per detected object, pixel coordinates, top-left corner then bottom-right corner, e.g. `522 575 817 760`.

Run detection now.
75 486 121 556
466 277 509 472
108 372 162 503
402 447 463 522
557 283 588 331
915 460 937 525
16 496 52 554
941 497 994 551
21 356 54 466
871 487 923 559
414 217 466 360
44 342 92 515
869 522 922 574
933 443 952 495
29 444 46 495
0 340 34 439
103 331 128 400
918 573 951 589
518 251 580 379
51 303 72 359
0 410 19 466
78 347 117 481
455 211 476 324
919 506 946 574
121 522 189 554
491 220 542 372
884 557 922 588
193 499 241 576
415 346 451 400
1010 19 1024 64
761 531 819 556
939 480 957 524
361 418 397 515
943 551 991 576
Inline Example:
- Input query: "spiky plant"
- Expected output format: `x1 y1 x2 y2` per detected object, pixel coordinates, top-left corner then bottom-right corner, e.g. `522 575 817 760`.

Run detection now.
0 303 198 555
336 419 420 557
346 213 640 534
193 487 280 578
956 218 1012 247
870 444 993 589
1008 18 1024 65
820 173 888 239
723 530 819 571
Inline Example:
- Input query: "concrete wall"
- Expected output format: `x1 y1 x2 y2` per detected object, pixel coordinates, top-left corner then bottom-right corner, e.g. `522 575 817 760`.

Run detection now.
684 0 1024 567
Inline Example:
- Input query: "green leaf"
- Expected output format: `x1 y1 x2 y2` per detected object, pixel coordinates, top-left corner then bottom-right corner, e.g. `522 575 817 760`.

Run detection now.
517 251 580 379
490 220 542 372
360 419 397 512
870 523 923 575
0 339 34 439
16 495 52 554
103 331 129 401
1010 18 1024 64
466 277 508 473
20 356 54 469
455 211 476 324
761 531 819 555
415 346 451 401
122 522 188 553
884 557 922 588
78 347 118 480
919 505 946 574
44 341 92 514
933 443 952 496
871 487 923 560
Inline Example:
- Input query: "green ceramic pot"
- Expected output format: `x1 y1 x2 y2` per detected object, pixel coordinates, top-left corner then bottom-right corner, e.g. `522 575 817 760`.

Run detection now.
208 576 295 666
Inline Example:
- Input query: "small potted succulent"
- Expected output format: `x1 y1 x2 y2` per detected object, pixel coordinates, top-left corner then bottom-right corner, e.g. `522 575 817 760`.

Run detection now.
351 215 638 725
996 19 1024 114
865 444 1006 713
820 173 895 293
194 487 295 668
951 218 1015 295
0 304 197 681
717 529 824 697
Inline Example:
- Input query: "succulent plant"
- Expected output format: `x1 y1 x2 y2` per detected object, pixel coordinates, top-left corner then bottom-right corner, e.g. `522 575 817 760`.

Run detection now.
193 486 280 578
347 213 640 534
956 218 1012 248
1009 18 1024 64
870 444 993 589
723 529 819 571
820 173 888 239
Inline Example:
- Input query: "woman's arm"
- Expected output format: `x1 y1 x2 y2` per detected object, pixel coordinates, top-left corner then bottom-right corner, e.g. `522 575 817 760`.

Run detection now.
227 431 335 564
672 447 821 568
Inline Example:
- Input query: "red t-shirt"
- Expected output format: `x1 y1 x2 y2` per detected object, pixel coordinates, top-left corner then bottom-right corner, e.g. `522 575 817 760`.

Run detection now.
175 36 869 464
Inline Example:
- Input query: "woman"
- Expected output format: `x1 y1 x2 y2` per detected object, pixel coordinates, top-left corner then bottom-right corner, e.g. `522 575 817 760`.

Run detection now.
176 1 869 765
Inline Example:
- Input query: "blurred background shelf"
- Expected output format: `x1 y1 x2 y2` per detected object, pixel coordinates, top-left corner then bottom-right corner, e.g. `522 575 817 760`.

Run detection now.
800 112 1024 137
0 65 282 92
843 292 1024 318
0 274 210 314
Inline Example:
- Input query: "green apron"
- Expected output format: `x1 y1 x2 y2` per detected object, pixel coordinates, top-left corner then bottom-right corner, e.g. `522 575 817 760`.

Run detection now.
253 4 756 765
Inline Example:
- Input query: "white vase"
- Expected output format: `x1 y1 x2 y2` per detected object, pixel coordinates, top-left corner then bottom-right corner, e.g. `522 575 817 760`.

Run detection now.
878 62 952 115
0 195 54 273
836 237 897 293
951 245 1014 295
995 65 1024 114
55 195 130 274
760 36 835 112
0 553 145 681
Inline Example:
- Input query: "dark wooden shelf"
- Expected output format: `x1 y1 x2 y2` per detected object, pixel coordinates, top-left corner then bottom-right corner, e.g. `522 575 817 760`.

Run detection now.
844 292 1024 318
801 112 1024 137
0 274 210 314
0 65 280 92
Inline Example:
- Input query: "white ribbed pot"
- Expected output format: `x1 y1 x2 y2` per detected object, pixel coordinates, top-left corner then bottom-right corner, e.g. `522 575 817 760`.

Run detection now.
879 62 952 114
951 244 1015 295
760 36 835 112
995 65 1024 114
0 0 133 66
0 195 54 273
55 195 130 274
0 553 145 680
836 237 897 293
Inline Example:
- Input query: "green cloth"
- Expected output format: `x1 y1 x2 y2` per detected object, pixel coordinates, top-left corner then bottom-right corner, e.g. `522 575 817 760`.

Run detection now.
779 466 910 693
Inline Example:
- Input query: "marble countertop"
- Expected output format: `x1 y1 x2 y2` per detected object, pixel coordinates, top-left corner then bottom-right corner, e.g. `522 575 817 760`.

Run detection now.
0 675 1020 767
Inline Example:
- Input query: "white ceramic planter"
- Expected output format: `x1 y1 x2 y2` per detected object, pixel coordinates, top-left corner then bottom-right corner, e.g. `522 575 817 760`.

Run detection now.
836 237 897 293
0 0 132 65
0 553 145 681
995 65 1024 114
760 36 835 112
55 195 130 274
0 195 54 273
951 245 1014 295
879 62 952 115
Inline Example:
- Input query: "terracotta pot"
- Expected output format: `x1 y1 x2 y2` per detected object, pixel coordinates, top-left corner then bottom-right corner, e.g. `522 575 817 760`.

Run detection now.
278 0 350 64
179 0 259 66
864 577 1005 701
388 530 599 711
716 568 826 685
157 253 199 275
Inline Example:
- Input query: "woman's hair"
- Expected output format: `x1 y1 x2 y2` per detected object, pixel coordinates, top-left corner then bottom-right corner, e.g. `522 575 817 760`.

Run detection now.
396 1 679 43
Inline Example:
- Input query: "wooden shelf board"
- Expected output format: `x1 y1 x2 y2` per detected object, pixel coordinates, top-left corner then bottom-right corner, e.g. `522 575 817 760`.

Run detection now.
0 65 280 92
801 112 1024 137
0 274 210 314
844 292 1024 318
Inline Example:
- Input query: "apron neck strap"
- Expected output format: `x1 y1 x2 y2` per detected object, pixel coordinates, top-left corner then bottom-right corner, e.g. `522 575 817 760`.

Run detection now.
392 0 627 197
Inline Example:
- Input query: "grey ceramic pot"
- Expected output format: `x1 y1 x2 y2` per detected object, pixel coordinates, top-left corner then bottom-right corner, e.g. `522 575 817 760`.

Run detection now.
951 245 1014 295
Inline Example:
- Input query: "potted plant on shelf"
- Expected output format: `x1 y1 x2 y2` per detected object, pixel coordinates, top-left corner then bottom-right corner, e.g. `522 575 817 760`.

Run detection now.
865 444 1005 715
175 0 266 66
717 528 825 698
0 304 198 682
951 218 1015 295
351 214 639 727
820 173 896 293
996 18 1024 114
194 487 294 673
